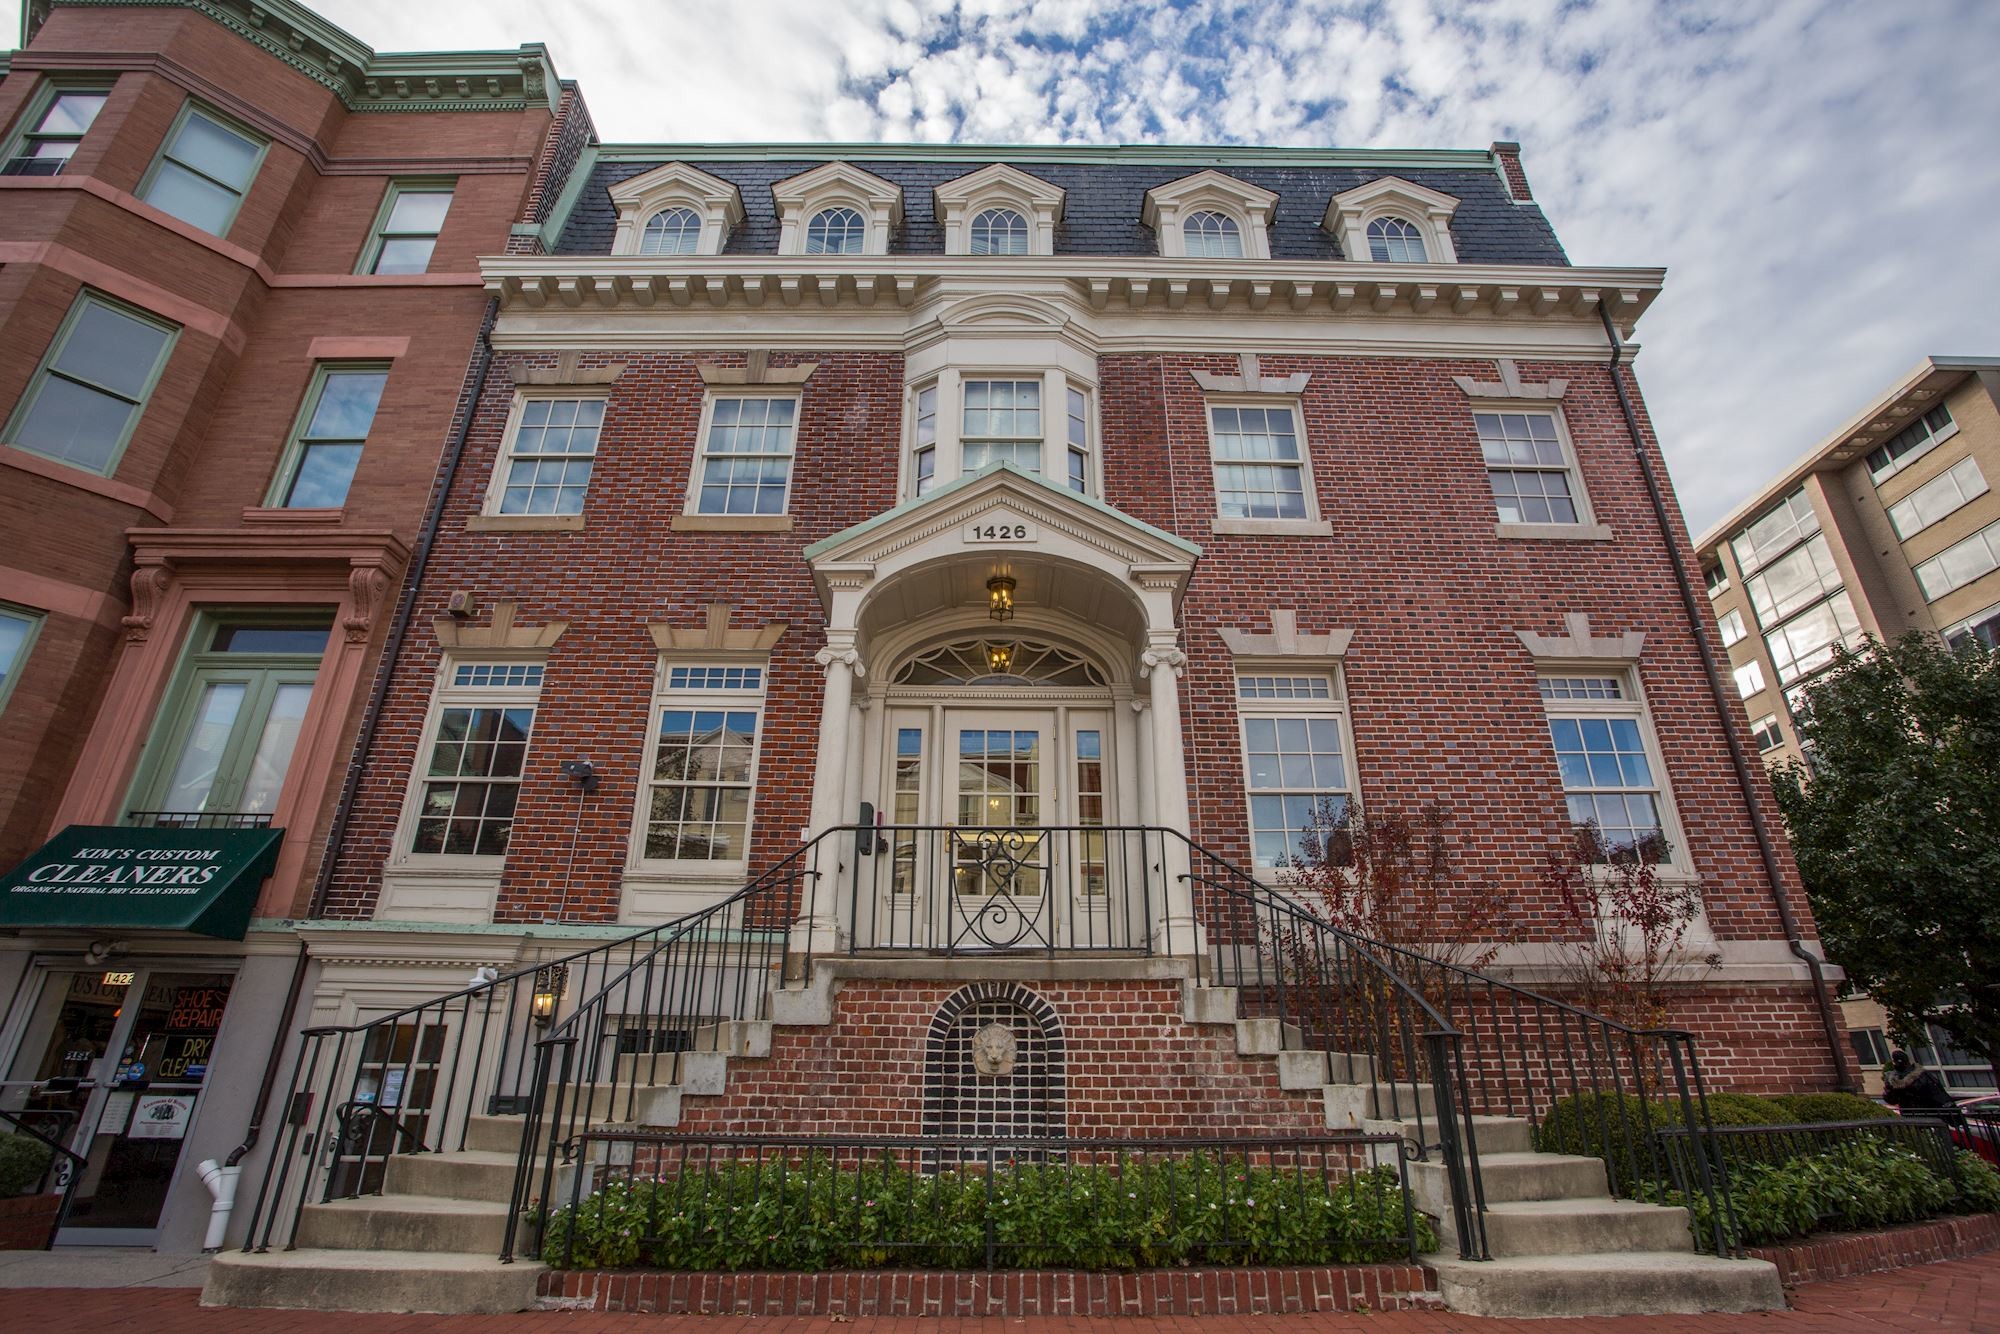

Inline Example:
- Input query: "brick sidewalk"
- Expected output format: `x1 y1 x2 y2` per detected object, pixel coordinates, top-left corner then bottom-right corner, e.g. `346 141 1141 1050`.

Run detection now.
0 1252 1995 1331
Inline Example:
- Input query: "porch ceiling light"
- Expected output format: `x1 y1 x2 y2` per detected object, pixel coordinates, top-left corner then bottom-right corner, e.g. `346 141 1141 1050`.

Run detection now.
987 574 1016 622
987 642 1014 673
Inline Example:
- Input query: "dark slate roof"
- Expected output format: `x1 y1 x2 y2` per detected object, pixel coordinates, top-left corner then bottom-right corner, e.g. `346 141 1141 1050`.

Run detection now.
552 156 1570 265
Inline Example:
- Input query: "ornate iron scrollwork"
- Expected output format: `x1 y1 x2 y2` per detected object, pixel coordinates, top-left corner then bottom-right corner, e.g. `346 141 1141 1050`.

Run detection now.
946 828 1053 951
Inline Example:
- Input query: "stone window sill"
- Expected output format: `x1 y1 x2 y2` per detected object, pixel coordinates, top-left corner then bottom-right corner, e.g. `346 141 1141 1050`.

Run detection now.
1211 518 1335 537
671 514 794 532
1495 521 1614 542
466 514 586 533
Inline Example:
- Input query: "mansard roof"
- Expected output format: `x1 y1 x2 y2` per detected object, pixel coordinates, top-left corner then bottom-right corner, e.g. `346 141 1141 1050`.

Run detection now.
553 148 1568 265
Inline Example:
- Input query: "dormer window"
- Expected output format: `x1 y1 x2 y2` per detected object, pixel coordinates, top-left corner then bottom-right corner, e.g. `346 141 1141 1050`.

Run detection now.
806 207 866 255
970 208 1028 255
1184 211 1245 259
640 207 702 255
1366 216 1426 263
1142 171 1276 259
1325 176 1460 264
609 161 744 257
774 161 902 257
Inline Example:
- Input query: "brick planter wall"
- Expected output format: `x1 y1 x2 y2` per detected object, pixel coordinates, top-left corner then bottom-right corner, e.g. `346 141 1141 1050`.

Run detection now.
0 1193 62 1250
1746 1212 2000 1287
536 1264 1441 1315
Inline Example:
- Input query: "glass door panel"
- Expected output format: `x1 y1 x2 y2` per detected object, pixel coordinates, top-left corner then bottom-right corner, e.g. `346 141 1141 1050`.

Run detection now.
238 680 313 812
157 679 247 813
945 710 1054 949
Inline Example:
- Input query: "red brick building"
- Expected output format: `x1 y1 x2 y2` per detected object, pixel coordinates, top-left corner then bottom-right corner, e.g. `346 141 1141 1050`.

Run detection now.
0 0 575 1250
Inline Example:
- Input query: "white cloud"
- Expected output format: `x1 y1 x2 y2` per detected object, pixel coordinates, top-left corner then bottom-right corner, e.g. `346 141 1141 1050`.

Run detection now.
5 0 1993 533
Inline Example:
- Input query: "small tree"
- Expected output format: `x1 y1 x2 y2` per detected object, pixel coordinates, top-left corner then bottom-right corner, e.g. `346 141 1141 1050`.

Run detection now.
1772 634 2000 1069
1541 824 1720 1030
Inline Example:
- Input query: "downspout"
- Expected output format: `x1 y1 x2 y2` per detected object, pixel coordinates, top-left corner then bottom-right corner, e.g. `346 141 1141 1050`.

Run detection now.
1596 307 1857 1092
219 298 503 1201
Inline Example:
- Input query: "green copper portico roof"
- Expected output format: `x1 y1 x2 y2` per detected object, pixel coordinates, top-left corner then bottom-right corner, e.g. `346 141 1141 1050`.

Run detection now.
21 0 561 113
803 462 1202 562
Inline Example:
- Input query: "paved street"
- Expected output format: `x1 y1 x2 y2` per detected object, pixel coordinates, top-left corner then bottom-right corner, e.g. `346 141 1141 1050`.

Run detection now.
0 1251 1994 1331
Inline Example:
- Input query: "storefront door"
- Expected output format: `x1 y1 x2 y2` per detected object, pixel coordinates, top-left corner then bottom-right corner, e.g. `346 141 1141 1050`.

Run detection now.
4 968 234 1245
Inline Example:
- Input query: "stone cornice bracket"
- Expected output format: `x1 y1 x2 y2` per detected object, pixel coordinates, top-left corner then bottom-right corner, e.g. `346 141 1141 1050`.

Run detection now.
1515 611 1645 660
1139 646 1187 679
510 352 626 386
432 597 567 650
121 561 174 642
1219 609 1354 659
343 563 394 644
647 601 787 654
1190 352 1312 396
814 645 865 679
1454 358 1568 401
696 350 818 386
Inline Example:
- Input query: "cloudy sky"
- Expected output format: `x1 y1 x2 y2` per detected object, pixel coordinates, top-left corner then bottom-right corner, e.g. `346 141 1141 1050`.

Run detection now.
13 0 1995 535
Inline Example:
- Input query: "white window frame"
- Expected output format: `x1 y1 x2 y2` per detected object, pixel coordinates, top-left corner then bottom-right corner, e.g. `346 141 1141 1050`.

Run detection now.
392 657 544 867
773 161 902 257
1234 665 1355 875
1142 170 1276 259
1472 403 1605 538
1324 176 1461 264
1867 404 1957 481
902 366 1100 500
1730 488 1821 578
685 390 800 518
479 389 609 521
1733 659 1767 700
608 160 744 257
1915 517 2000 602
1944 601 2000 653
933 163 1064 257
1717 608 1747 648
1536 667 1691 872
1365 215 1428 263
1887 456 1987 540
628 659 768 881
1750 713 1784 754
1204 397 1327 534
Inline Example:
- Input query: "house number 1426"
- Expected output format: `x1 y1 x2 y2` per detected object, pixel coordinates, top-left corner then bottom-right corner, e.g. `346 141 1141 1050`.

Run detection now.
965 522 1030 542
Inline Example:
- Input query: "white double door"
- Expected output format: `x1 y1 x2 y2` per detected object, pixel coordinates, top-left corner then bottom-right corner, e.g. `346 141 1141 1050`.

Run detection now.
880 704 1115 950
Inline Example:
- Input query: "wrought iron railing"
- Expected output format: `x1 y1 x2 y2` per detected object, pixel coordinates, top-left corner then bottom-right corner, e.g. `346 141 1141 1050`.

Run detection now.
535 1131 1425 1271
127 809 275 829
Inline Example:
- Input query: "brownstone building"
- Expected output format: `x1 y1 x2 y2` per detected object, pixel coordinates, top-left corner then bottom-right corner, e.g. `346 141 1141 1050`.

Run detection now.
0 0 577 1250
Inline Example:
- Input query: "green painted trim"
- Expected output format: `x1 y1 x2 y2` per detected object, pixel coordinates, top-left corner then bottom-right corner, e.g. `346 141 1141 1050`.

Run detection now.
137 98 269 240
0 603 46 720
354 176 456 276
594 142 1496 170
536 141 600 250
0 287 180 479
262 361 391 507
803 461 1201 560
0 75 112 170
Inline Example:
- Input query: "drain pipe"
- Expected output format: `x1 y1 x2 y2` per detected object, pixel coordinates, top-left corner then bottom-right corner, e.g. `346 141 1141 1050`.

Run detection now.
1596 307 1856 1092
215 299 504 1220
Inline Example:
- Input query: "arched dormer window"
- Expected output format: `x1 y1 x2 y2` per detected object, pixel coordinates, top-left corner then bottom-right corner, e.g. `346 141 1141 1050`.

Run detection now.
805 207 866 255
970 208 1028 255
1366 216 1426 263
640 207 702 255
607 161 744 257
1183 210 1244 259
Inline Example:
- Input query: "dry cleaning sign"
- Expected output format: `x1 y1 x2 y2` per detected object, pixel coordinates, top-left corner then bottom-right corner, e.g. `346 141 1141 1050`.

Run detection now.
0 825 283 939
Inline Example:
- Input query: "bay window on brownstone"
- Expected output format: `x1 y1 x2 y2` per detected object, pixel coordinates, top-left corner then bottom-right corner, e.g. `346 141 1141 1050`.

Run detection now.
5 290 178 475
406 661 542 857
1 85 108 175
139 101 265 236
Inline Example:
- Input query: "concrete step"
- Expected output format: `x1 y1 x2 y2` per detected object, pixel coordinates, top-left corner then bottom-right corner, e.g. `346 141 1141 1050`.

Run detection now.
1325 1079 1436 1126
1363 1114 1534 1155
1440 1196 1695 1259
1275 1048 1374 1089
1232 1016 1306 1055
203 1248 544 1315
294 1194 512 1255
1409 1151 1607 1214
540 1081 683 1126
1182 982 1238 1025
384 1150 535 1203
465 1114 530 1155
612 1048 728 1092
1428 1252 1783 1318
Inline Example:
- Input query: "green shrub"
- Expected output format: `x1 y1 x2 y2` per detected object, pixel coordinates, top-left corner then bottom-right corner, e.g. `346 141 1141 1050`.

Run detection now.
1658 1138 1956 1249
538 1154 1434 1271
1697 1093 1792 1126
0 1134 54 1197
1533 1092 1688 1193
1950 1151 2000 1214
1768 1093 1894 1124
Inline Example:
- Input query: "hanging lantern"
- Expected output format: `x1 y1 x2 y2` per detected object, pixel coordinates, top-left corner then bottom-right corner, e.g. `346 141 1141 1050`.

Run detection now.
986 574 1016 622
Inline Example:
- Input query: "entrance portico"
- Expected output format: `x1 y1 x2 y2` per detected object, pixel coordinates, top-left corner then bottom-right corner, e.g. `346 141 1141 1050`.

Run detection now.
800 464 1200 955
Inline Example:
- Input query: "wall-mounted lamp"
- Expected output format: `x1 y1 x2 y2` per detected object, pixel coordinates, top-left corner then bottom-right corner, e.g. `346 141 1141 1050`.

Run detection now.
560 758 599 793
986 575 1016 622
986 642 1014 673
530 963 568 1027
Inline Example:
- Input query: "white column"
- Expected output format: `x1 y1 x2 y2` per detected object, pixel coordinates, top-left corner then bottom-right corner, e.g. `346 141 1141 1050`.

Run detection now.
1141 640 1202 956
796 638 864 955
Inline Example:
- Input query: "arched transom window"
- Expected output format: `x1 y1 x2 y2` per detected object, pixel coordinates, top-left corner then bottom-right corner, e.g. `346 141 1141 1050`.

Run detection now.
1182 210 1244 259
640 206 702 255
805 206 866 255
969 208 1029 255
1366 216 1427 263
895 639 1107 688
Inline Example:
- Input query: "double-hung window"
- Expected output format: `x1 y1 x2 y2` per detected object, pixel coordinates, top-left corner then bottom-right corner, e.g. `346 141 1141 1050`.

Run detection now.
693 396 796 515
1716 608 1747 648
3 87 107 175
410 662 542 857
1888 457 1987 539
362 182 454 275
1065 387 1090 493
912 385 938 496
1733 660 1766 699
492 396 604 516
1477 410 1585 526
642 664 764 863
0 604 45 717
1238 672 1350 869
1539 673 1672 864
961 380 1042 472
140 104 263 236
1750 713 1784 753
4 291 177 475
270 365 388 508
1209 404 1308 520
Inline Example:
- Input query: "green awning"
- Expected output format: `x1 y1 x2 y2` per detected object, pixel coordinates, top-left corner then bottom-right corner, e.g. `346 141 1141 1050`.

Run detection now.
0 825 284 940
